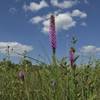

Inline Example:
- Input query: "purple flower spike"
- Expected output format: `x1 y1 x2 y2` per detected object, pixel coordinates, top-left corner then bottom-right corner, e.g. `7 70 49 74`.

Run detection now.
70 47 75 67
18 70 25 81
49 15 56 54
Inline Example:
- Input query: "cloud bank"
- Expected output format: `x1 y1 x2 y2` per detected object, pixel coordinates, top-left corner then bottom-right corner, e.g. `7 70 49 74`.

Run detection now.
80 45 100 54
23 0 48 11
30 9 87 33
0 42 33 56
22 0 88 34
50 0 78 9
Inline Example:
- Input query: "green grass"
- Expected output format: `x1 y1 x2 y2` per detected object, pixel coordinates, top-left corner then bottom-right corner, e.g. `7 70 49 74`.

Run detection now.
0 60 100 100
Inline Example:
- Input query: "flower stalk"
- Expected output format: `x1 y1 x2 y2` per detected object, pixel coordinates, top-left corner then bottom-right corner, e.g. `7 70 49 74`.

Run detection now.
49 15 57 65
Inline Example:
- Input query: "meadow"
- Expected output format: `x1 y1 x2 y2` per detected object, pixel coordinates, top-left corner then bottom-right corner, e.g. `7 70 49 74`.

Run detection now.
0 58 100 100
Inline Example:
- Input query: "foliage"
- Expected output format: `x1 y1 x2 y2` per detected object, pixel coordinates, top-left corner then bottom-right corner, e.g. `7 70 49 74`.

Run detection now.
0 59 100 100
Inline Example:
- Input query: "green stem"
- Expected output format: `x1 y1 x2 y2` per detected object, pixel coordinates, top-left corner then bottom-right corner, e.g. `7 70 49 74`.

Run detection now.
52 48 57 66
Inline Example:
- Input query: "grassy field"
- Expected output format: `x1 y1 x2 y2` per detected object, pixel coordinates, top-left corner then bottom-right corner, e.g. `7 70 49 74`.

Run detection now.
0 59 100 100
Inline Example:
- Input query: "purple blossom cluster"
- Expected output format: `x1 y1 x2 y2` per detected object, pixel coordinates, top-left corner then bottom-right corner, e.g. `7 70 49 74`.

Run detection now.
18 70 25 81
70 47 75 67
49 15 56 54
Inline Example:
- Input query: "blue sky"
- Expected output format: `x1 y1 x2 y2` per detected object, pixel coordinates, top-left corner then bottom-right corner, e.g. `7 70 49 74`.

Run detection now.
0 0 100 64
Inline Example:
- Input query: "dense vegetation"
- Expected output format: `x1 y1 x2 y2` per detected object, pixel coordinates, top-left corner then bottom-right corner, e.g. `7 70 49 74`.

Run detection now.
0 59 100 100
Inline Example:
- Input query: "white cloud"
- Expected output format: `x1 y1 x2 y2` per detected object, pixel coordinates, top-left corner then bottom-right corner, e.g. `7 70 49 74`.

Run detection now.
42 20 50 33
51 0 77 9
72 9 87 18
80 45 100 54
55 13 76 30
29 8 87 33
30 16 44 24
42 9 87 33
23 0 48 11
0 42 33 56
42 13 76 33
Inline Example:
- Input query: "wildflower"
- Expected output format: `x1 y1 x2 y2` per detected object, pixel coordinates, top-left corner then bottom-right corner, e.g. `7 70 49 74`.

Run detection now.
18 70 25 81
49 15 56 54
70 47 75 67
49 15 57 65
